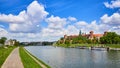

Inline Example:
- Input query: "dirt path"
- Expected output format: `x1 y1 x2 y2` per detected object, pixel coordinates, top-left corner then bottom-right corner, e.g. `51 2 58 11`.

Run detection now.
1 47 24 68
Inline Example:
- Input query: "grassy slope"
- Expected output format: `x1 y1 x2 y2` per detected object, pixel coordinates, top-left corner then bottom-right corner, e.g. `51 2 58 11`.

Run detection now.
55 43 120 48
55 44 97 47
105 44 120 48
0 46 16 67
23 48 51 68
19 47 41 68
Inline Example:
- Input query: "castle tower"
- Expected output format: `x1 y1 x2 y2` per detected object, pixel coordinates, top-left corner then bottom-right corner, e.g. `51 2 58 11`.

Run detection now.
79 30 82 35
89 31 94 39
64 35 67 39
104 31 107 36
90 31 94 35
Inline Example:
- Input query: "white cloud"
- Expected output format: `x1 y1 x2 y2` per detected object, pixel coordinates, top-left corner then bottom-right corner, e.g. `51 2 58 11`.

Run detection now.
46 15 67 29
1 1 120 42
104 0 120 8
68 16 77 21
100 13 120 25
109 26 120 34
75 13 120 34
66 25 79 35
0 14 24 23
42 28 65 37
43 15 85 38
0 28 8 37
40 15 79 41
42 12 120 41
100 13 120 34
0 29 42 42
0 1 48 33
1 12 120 42
75 20 111 34
76 21 88 26
41 24 79 41
43 15 67 37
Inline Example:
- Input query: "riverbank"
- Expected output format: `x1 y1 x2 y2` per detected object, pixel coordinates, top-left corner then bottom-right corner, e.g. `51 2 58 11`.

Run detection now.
0 46 16 67
54 44 120 50
19 47 51 68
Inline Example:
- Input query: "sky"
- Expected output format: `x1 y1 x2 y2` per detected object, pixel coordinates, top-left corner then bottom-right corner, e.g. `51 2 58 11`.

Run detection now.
0 0 120 42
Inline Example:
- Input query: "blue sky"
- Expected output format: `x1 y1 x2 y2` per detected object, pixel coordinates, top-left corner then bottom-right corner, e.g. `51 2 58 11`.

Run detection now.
0 0 120 42
0 0 117 22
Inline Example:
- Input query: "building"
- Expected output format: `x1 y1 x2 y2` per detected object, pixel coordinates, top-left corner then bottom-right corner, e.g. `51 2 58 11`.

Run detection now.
82 31 105 40
60 31 107 44
5 39 15 46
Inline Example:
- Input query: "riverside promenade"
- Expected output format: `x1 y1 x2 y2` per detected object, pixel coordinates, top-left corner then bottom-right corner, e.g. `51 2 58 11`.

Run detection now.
1 47 24 68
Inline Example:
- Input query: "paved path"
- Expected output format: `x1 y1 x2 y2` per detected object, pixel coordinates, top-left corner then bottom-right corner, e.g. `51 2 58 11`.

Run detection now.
1 47 24 68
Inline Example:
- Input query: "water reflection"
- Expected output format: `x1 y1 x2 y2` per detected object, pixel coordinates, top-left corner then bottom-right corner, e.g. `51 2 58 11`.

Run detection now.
25 46 120 68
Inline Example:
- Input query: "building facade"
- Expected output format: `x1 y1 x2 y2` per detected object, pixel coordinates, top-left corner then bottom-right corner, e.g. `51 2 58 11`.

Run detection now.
5 39 15 46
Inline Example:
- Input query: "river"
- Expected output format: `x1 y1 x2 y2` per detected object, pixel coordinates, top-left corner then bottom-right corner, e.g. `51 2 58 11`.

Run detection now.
25 46 120 68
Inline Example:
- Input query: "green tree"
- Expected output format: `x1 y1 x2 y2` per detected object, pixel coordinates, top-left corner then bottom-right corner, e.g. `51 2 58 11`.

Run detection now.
114 36 120 44
92 37 98 44
60 37 64 40
72 35 87 44
0 37 7 44
87 39 92 44
100 32 120 44
14 41 20 46
65 40 71 46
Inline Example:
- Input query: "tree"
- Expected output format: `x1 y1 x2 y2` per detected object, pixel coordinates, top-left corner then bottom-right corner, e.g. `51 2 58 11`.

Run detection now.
100 32 120 44
87 39 92 44
14 40 20 46
60 37 64 40
72 35 87 44
92 37 98 44
64 40 71 46
114 36 120 44
0 37 7 44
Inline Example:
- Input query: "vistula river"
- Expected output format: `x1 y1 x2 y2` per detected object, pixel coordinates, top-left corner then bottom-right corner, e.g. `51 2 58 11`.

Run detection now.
25 46 120 68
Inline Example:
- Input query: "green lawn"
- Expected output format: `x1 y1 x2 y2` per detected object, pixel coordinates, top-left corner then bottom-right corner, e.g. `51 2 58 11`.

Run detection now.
55 43 120 48
72 44 120 48
105 44 120 48
19 47 42 68
55 43 99 47
0 46 16 67
24 49 51 68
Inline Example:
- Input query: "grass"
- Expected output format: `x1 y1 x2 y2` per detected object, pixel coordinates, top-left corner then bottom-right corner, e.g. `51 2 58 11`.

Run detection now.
0 46 16 67
24 48 51 68
105 44 120 48
19 47 51 68
55 43 99 48
55 43 120 48
19 47 41 68
70 44 97 47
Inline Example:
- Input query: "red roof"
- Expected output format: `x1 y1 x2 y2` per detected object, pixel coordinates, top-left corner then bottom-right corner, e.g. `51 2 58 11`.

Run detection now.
93 34 103 37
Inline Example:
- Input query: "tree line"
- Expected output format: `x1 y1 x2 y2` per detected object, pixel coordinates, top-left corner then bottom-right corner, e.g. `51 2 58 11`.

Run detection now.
57 32 120 45
0 37 20 46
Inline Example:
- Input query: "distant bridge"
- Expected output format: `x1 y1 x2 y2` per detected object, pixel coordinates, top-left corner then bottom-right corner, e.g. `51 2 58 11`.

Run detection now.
21 41 54 46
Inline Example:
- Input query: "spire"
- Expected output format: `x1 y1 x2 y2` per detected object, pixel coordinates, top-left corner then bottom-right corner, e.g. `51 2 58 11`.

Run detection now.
79 30 82 35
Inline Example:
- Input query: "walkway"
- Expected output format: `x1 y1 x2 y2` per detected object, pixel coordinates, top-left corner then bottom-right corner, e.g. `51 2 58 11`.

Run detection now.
1 47 24 68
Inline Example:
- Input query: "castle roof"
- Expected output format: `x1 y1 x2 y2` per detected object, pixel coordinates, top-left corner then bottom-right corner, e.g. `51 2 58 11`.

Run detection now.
93 34 103 37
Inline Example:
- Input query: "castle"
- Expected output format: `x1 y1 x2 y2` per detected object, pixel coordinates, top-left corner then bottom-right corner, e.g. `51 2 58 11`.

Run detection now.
59 31 107 44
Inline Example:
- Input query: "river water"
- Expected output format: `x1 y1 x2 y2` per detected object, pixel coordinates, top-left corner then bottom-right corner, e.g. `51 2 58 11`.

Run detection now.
25 46 120 68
